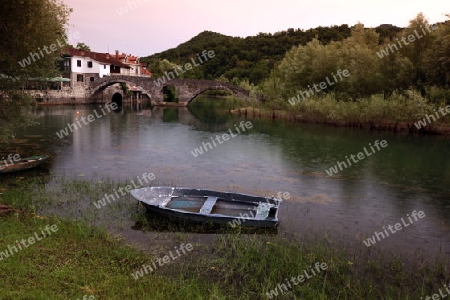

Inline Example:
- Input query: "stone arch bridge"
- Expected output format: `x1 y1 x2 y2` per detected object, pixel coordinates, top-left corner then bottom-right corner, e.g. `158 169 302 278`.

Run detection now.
89 75 250 106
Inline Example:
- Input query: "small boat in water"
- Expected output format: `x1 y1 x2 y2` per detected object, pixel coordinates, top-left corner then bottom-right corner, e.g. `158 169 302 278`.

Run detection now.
131 187 282 228
0 155 50 174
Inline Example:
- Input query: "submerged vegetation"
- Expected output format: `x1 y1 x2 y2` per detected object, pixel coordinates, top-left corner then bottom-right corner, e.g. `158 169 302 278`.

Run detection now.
0 176 449 299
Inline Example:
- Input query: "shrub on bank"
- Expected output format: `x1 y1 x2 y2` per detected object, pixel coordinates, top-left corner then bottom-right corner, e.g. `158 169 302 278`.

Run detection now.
254 89 450 133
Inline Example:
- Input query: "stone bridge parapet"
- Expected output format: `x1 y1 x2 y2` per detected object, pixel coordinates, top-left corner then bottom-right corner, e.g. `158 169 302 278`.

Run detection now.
89 75 250 106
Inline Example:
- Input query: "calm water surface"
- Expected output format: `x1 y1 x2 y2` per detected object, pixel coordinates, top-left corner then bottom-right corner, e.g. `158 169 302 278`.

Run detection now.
4 97 450 256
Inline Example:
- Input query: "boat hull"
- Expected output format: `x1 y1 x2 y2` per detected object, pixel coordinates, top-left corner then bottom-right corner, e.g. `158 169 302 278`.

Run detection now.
0 155 50 174
131 187 282 228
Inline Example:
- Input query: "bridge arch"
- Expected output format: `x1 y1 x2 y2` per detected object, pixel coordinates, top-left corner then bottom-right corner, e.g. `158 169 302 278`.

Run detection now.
162 85 178 103
185 85 237 105
112 93 123 106
90 78 147 99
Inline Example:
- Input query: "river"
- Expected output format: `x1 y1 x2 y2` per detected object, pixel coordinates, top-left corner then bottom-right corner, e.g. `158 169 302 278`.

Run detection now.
3 96 450 257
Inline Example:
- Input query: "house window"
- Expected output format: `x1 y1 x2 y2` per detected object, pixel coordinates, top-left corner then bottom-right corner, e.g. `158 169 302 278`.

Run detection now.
59 58 71 72
77 60 81 67
111 65 120 74
87 61 93 68
77 74 84 82
90 77 95 82
104 65 106 69
64 59 70 71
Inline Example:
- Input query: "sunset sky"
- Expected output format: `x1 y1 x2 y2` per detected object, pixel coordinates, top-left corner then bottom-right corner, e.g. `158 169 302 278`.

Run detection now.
63 0 448 57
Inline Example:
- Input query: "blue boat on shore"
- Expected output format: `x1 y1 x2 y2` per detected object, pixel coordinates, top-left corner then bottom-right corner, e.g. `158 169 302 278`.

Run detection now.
131 187 282 228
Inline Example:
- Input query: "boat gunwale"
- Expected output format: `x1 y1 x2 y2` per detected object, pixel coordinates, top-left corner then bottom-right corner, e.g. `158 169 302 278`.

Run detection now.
131 186 282 223
0 155 50 174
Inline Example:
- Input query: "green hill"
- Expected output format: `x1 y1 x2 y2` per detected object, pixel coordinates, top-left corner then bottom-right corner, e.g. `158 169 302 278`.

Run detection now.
141 26 336 83
141 24 403 84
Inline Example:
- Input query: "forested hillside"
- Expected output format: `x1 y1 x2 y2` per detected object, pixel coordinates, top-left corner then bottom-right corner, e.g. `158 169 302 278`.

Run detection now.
141 24 377 83
142 14 449 111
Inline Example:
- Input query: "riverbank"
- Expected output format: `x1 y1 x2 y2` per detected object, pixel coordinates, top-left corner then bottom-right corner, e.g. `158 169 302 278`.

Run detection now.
0 177 449 299
231 92 450 135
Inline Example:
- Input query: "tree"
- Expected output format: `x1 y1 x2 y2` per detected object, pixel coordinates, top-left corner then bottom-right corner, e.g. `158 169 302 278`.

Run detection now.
272 37 345 100
76 42 91 51
157 59 180 77
339 24 385 97
423 15 450 87
399 13 437 86
263 22 416 102
0 0 71 143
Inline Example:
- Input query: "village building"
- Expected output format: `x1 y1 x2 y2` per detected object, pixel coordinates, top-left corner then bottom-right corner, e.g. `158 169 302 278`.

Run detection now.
27 48 153 104
113 50 152 77
60 48 131 89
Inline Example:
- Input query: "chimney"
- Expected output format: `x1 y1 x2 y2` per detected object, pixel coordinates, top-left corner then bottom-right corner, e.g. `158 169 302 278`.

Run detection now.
115 50 119 59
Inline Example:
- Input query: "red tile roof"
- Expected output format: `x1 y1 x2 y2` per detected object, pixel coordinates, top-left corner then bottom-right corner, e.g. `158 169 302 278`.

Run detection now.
114 52 140 64
141 66 152 76
65 48 130 69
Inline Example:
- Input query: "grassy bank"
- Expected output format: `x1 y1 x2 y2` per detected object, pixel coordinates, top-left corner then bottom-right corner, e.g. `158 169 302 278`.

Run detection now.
233 91 450 135
1 177 449 299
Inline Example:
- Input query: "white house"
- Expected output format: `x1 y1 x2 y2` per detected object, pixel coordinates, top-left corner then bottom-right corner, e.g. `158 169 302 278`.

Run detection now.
60 48 131 89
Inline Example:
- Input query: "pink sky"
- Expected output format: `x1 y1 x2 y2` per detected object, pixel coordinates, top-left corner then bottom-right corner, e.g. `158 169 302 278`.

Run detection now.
63 0 448 57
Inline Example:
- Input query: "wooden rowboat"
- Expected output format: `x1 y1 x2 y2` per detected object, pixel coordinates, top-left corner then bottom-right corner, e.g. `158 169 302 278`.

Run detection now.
131 187 282 228
0 155 50 174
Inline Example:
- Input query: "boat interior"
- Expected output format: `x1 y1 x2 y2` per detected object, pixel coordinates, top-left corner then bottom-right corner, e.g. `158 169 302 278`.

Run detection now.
164 195 278 219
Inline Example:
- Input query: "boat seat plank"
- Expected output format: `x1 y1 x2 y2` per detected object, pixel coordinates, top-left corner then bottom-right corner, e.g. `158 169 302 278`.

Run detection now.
199 196 218 214
255 203 272 219
160 197 173 207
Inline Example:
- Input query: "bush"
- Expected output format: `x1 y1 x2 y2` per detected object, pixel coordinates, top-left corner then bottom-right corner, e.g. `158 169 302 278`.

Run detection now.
282 90 443 125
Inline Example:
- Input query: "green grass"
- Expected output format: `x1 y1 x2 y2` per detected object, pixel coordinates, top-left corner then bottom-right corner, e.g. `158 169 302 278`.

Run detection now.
0 177 449 299
0 215 209 299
